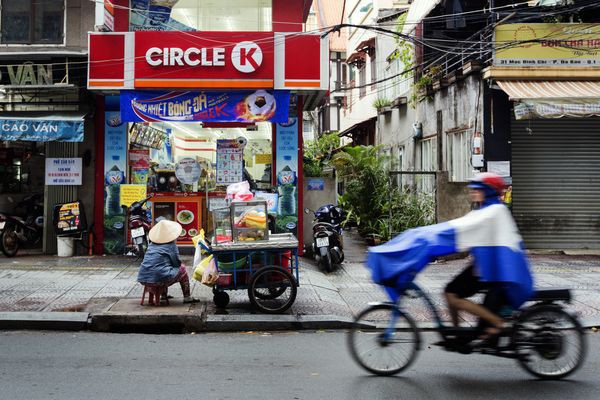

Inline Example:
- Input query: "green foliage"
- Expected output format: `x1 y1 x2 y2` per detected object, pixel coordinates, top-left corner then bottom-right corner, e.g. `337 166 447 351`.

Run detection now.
389 13 414 77
332 146 435 240
373 97 392 110
303 132 340 177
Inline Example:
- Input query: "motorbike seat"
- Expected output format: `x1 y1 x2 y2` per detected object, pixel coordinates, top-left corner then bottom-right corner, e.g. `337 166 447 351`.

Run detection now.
531 289 571 302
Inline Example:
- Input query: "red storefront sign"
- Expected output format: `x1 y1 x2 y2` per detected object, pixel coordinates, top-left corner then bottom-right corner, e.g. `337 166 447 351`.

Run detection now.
88 31 327 91
134 32 274 89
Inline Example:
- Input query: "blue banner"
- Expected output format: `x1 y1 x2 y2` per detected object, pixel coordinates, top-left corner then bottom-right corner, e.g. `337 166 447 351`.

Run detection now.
0 119 83 142
120 90 291 123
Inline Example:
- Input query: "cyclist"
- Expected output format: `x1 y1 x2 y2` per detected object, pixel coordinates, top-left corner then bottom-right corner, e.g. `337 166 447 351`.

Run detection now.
444 173 525 339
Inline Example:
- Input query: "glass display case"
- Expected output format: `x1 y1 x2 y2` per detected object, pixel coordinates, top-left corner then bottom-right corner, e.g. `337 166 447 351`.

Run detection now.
231 201 269 242
212 207 233 244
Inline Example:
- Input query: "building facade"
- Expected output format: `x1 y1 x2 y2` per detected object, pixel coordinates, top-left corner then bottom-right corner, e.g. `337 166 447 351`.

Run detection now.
0 0 96 254
88 0 327 254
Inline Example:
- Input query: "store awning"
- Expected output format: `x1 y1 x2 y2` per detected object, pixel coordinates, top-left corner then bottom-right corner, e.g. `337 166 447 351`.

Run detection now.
497 80 600 120
346 51 366 65
339 117 377 137
401 0 443 35
0 112 86 142
355 37 375 53
497 80 600 100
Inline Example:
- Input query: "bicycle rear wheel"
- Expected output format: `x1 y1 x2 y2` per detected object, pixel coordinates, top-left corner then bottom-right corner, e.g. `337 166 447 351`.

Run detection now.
513 304 586 379
348 304 420 376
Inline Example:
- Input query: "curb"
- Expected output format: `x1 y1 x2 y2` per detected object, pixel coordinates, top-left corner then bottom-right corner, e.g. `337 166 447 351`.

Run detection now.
0 312 89 331
204 314 357 331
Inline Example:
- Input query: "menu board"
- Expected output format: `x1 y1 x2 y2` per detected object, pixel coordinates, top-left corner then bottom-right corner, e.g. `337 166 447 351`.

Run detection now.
216 139 244 185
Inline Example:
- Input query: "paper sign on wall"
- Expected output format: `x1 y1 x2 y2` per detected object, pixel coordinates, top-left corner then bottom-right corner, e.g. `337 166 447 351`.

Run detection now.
45 158 82 185
120 184 148 207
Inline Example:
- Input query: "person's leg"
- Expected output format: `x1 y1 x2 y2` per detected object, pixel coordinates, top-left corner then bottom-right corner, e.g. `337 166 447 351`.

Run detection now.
174 265 191 297
444 265 478 327
446 294 504 331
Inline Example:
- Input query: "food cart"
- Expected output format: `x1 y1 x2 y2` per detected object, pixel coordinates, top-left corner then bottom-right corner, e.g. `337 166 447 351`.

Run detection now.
207 201 299 313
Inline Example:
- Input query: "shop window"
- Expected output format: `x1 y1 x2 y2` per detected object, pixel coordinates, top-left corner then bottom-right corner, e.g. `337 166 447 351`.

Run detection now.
1 0 65 45
0 143 45 194
446 129 472 182
170 0 272 32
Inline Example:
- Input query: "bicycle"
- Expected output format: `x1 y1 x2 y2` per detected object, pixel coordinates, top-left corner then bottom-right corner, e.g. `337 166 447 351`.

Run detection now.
348 282 586 380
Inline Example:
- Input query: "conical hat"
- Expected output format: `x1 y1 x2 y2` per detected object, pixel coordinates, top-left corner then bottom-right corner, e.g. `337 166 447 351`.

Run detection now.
148 220 182 244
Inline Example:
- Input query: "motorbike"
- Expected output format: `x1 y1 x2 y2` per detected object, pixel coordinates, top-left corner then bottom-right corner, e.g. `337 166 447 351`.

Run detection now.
305 204 344 273
128 196 152 255
0 193 44 257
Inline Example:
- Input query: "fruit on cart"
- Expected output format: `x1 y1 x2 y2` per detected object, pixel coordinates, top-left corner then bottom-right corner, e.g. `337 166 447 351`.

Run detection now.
235 210 267 229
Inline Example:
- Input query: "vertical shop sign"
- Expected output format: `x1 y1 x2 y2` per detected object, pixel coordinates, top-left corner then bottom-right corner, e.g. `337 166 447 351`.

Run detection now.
104 110 127 255
275 117 298 234
216 139 244 185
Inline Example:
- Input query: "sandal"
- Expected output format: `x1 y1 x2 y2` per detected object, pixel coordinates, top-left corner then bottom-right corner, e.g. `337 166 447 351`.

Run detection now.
183 297 200 304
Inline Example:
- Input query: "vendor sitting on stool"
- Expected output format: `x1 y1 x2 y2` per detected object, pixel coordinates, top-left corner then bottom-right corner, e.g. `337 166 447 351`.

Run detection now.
138 220 199 304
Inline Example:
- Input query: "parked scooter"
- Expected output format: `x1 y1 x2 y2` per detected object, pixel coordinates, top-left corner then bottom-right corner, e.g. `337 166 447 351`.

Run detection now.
305 204 344 272
0 194 44 257
128 196 152 255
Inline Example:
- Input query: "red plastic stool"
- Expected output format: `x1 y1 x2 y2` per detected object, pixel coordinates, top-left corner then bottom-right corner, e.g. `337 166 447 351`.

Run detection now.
140 283 169 306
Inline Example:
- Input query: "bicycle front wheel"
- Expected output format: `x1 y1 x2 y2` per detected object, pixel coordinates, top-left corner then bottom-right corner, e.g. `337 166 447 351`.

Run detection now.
348 304 420 376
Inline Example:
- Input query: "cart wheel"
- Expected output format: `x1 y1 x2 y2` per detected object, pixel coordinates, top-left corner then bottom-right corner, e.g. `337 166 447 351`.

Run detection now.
248 266 297 314
213 291 230 308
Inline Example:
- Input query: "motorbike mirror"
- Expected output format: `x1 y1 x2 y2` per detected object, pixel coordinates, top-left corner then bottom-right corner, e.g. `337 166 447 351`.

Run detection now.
304 208 310 214
7 197 13 203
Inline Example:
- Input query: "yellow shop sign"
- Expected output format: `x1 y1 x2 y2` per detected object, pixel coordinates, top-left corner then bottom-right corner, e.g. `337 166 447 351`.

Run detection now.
494 23 600 67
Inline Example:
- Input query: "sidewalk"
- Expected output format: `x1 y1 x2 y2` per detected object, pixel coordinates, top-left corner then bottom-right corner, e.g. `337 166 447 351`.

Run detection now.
0 232 599 332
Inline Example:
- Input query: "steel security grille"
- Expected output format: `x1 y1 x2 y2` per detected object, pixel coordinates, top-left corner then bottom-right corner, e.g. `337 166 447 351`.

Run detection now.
43 142 78 254
511 117 600 249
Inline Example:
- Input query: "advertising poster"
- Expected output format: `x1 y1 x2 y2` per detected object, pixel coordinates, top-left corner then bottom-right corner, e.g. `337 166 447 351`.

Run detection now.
53 201 87 236
175 157 202 185
120 90 291 123
45 158 82 185
104 109 128 255
120 184 148 207
176 202 200 241
275 117 299 234
216 139 244 185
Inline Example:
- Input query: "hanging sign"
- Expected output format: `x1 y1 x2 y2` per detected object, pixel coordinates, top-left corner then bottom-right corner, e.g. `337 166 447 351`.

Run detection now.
216 139 244 185
45 158 83 185
120 90 291 123
0 119 83 142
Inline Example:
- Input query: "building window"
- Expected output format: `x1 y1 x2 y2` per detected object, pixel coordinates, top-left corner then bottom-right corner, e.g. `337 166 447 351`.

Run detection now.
420 137 437 172
370 52 376 89
359 65 366 98
419 137 437 193
446 129 472 182
171 0 272 32
1 0 65 45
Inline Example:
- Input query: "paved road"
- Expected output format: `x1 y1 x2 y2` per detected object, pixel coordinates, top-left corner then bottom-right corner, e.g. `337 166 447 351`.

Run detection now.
0 330 597 400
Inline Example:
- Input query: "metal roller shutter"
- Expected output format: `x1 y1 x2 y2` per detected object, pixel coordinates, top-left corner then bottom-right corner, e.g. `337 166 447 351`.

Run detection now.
511 117 600 249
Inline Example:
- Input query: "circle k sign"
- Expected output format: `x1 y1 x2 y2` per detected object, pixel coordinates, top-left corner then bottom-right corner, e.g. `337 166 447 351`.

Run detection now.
231 41 263 73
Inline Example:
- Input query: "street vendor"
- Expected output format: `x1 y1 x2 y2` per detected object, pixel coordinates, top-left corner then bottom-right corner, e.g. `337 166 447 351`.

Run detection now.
138 220 199 304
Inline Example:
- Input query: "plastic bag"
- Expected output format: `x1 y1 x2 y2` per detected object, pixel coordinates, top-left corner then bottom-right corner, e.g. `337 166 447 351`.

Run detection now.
226 181 254 203
191 229 210 270
200 255 219 286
